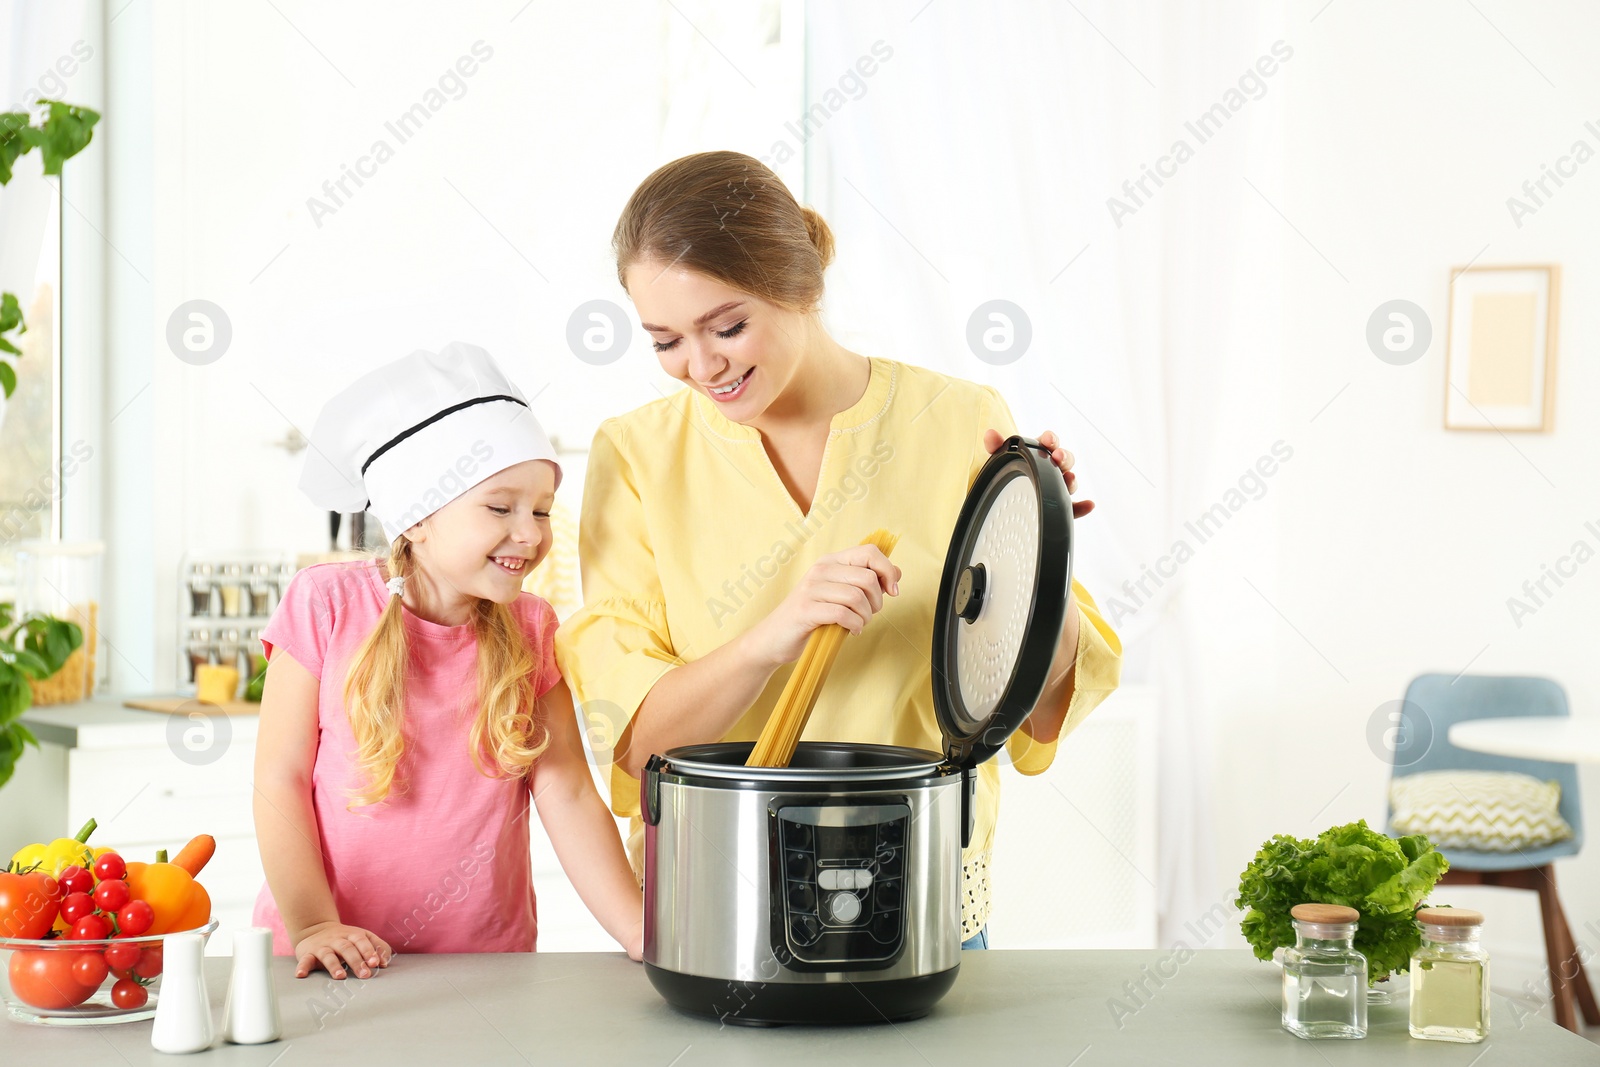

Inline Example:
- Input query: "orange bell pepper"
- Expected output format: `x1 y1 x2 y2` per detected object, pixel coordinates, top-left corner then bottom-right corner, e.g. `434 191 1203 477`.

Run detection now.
124 836 213 935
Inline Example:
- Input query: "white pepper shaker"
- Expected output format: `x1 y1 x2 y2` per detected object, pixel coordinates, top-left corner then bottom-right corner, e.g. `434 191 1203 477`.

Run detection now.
224 927 282 1044
151 932 214 1054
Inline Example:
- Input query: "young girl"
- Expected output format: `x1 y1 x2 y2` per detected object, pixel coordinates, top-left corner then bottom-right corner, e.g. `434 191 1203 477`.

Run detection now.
252 342 643 980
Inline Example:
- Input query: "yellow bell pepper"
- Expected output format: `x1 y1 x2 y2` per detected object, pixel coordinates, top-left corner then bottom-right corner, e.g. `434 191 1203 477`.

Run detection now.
10 818 98 876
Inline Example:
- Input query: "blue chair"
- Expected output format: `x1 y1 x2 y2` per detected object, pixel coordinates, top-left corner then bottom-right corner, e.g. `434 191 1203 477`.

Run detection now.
1386 673 1597 1031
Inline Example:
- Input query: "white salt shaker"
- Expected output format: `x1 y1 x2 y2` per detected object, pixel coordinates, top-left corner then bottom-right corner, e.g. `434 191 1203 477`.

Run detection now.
223 927 282 1044
151 932 214 1054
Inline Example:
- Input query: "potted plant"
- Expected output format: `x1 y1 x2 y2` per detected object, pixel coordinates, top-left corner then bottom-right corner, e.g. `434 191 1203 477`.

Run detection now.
0 99 101 788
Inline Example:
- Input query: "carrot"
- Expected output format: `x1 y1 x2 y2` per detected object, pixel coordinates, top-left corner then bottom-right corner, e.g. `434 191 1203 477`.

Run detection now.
171 834 215 877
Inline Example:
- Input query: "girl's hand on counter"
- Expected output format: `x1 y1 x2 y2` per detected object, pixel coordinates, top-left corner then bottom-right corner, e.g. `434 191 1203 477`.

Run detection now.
745 545 901 667
984 429 1094 519
624 918 644 963
294 921 393 980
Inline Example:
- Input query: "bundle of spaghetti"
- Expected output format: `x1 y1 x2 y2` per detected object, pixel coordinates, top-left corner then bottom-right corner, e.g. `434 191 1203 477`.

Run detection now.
746 529 901 768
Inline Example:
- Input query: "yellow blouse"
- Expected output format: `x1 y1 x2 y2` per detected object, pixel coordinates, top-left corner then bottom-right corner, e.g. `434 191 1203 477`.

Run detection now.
554 357 1123 936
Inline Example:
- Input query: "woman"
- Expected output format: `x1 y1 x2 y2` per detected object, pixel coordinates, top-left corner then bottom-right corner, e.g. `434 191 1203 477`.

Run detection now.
554 151 1122 949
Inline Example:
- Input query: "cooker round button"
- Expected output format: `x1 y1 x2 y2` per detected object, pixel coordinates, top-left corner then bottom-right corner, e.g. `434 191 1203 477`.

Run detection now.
829 892 862 924
791 915 821 944
788 883 815 911
787 851 812 880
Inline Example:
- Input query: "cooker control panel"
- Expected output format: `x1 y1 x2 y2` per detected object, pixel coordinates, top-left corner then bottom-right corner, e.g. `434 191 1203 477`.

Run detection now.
770 802 910 968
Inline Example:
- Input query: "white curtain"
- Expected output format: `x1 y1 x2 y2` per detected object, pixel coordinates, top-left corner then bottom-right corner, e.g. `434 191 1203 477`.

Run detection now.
804 0 1287 946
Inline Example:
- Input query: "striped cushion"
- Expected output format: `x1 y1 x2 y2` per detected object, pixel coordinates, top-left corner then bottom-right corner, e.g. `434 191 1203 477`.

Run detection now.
1390 770 1574 852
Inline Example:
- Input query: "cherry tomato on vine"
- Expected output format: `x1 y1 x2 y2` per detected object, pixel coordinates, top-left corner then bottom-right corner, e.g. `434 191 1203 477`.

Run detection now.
58 865 93 897
117 900 155 937
111 978 148 1010
92 852 127 883
93 879 131 913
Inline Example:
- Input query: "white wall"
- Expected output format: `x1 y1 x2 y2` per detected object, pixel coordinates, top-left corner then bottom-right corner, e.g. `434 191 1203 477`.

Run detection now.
106 0 800 693
1209 0 1600 987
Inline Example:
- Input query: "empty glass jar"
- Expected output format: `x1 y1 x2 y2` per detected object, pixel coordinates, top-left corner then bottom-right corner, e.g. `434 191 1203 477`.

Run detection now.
1282 903 1368 1040
1410 908 1489 1042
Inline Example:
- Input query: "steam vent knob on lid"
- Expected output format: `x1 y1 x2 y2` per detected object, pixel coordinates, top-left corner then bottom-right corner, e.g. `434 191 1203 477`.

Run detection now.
954 563 987 622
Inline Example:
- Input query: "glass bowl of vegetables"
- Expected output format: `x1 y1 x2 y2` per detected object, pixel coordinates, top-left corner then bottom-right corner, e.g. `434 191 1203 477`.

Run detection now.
2 919 221 1025
2 833 221 1026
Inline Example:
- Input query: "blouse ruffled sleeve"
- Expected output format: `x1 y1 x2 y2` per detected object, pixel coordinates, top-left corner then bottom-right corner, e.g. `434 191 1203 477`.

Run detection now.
553 421 682 819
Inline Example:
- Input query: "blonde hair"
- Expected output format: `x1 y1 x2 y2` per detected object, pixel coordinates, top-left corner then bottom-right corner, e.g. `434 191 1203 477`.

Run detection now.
613 150 834 312
340 536 548 809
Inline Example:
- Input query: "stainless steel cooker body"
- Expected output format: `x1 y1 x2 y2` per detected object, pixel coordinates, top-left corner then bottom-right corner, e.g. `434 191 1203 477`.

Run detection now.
641 742 973 1024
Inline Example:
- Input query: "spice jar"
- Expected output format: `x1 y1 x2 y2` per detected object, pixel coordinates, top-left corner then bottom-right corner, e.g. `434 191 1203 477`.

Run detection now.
1281 903 1368 1040
1410 908 1489 1042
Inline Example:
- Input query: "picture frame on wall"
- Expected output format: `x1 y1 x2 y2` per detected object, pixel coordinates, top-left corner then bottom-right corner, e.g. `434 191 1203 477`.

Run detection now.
1444 264 1560 432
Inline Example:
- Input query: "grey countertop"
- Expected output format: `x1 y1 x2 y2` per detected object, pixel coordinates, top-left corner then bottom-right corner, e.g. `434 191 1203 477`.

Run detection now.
4 950 1595 1064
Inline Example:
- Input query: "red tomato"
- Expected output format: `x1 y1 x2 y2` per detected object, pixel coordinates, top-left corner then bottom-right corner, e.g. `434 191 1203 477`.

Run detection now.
72 951 109 989
68 913 112 941
0 871 61 939
117 900 154 937
92 879 130 913
8 950 98 1010
110 977 148 1010
60 891 96 927
92 853 126 883
133 943 163 979
103 940 140 970
57 866 93 897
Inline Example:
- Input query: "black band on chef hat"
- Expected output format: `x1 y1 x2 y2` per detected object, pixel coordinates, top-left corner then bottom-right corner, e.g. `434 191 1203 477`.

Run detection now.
359 393 529 477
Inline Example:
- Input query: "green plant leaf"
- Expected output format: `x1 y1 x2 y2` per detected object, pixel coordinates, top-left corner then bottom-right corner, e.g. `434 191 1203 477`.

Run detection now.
22 616 82 674
33 101 99 175
8 646 50 680
0 291 22 333
0 291 23 369
0 662 31 727
0 111 32 185
0 721 36 791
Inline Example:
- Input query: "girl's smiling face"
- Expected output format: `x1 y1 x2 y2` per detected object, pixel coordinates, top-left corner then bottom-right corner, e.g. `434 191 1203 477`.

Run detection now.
626 263 809 423
404 459 557 615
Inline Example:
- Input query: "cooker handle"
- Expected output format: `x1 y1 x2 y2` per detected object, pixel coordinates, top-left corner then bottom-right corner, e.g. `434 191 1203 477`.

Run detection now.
960 767 977 849
642 754 666 827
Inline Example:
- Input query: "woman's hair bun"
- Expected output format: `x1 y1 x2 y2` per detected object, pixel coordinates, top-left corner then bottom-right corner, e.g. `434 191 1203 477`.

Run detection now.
800 206 836 271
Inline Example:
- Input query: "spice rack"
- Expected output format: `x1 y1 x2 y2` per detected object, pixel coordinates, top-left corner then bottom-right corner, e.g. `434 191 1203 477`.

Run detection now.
176 553 298 694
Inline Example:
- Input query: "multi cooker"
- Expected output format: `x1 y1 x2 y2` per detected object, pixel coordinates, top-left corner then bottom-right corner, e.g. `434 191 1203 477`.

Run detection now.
640 435 1073 1025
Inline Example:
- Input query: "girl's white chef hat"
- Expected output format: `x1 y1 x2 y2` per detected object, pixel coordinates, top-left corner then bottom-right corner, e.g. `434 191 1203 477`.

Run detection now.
298 342 562 544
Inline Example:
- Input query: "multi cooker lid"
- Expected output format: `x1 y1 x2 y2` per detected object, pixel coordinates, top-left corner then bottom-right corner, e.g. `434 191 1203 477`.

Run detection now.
932 435 1073 770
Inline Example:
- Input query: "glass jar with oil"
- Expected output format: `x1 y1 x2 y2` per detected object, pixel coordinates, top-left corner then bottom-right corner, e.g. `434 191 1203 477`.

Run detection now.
1410 907 1489 1042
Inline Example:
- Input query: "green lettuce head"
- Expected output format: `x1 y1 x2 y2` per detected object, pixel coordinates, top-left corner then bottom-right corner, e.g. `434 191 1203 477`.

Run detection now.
1235 820 1449 984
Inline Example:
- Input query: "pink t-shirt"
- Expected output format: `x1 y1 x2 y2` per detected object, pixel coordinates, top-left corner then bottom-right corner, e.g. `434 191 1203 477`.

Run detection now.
252 560 561 955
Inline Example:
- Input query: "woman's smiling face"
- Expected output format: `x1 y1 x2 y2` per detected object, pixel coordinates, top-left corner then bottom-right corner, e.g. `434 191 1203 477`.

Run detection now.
626 262 807 422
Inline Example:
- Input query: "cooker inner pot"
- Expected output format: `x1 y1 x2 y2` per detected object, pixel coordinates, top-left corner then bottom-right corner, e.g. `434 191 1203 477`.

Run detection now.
662 741 945 781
